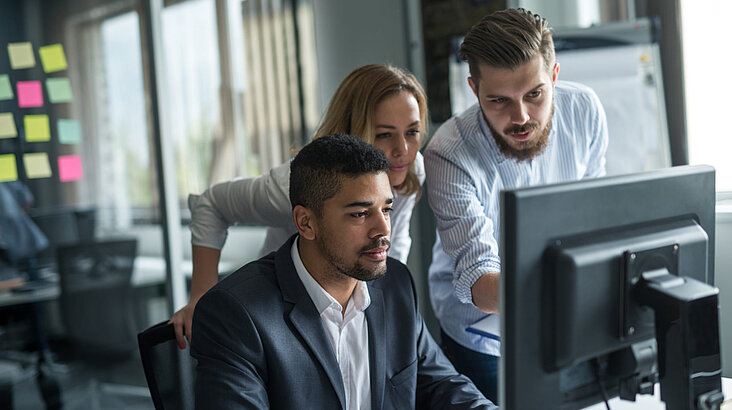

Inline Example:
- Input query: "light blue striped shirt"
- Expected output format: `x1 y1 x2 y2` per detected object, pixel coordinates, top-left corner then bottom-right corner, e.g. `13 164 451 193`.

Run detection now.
424 81 608 355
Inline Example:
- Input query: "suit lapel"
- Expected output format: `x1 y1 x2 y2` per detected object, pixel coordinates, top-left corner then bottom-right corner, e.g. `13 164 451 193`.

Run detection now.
275 236 346 409
365 286 386 410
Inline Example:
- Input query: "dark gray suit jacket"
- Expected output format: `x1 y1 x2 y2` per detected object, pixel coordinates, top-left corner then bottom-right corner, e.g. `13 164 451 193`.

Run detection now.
191 235 496 409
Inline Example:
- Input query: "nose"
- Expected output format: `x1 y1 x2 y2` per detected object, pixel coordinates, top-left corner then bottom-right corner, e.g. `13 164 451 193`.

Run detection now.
391 135 408 158
370 210 391 240
510 102 530 125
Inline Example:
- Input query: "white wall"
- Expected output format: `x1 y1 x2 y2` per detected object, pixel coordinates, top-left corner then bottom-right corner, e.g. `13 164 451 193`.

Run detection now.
311 0 411 111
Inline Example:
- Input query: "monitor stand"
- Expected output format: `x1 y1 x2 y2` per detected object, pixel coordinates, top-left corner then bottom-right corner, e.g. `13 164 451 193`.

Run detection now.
630 264 724 410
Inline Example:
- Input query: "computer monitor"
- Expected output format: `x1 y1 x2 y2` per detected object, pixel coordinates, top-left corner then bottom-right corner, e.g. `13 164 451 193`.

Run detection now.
500 165 724 409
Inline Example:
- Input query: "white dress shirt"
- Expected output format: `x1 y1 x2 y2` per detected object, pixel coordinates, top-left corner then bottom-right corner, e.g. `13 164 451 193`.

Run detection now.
291 238 371 410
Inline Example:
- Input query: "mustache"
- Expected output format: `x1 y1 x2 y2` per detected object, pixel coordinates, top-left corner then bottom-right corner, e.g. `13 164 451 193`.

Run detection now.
504 122 540 135
360 237 391 253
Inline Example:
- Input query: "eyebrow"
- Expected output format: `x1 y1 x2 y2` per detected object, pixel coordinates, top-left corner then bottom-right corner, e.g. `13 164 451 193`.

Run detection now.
375 120 421 129
484 83 547 99
344 197 394 208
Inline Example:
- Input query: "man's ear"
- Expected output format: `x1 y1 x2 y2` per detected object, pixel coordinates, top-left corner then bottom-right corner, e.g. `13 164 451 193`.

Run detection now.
468 76 478 98
293 205 317 240
551 62 560 85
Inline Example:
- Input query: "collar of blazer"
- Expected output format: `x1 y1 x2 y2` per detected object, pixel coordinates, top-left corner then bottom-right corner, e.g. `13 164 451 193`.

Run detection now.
273 234 388 410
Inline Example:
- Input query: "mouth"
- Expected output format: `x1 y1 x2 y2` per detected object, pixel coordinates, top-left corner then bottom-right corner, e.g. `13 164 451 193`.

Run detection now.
510 130 532 141
361 246 389 261
389 163 408 172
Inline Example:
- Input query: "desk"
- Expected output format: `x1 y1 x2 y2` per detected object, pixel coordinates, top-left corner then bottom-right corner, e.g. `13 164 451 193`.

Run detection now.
584 377 732 409
0 285 59 309
0 257 239 305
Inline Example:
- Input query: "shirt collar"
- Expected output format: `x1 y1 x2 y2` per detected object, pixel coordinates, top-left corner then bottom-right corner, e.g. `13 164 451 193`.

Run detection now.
291 237 371 315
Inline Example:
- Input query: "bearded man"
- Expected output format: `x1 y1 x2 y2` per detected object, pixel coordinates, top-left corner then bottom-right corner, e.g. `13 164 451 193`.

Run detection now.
424 8 609 404
191 134 495 410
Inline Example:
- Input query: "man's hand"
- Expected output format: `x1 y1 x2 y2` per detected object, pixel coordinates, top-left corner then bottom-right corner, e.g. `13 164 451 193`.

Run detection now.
471 272 500 314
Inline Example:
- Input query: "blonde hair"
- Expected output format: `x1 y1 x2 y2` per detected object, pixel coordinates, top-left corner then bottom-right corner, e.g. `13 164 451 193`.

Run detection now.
313 64 428 197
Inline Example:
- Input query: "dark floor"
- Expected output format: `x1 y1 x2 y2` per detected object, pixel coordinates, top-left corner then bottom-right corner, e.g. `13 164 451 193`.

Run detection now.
4 344 154 410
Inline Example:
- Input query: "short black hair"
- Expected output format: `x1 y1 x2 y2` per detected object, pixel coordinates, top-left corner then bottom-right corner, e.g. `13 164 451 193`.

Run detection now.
290 134 390 216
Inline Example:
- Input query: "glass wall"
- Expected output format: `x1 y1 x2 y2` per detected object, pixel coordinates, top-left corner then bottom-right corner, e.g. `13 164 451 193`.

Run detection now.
0 0 317 406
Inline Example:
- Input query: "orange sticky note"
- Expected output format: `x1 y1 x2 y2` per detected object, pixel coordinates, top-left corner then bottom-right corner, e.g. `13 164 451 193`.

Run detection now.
58 155 83 182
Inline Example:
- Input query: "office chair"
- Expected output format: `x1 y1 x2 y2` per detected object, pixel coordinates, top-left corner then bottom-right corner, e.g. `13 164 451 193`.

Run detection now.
138 321 195 410
56 239 140 354
56 239 149 407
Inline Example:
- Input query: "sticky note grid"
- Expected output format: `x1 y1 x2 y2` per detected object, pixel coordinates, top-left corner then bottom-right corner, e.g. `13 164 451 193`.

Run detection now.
4 41 83 183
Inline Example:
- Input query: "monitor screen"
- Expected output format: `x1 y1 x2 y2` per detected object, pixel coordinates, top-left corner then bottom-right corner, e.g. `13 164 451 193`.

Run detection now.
500 165 722 409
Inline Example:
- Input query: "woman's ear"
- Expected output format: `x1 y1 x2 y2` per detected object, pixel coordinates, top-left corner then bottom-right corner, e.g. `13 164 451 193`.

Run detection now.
293 205 317 240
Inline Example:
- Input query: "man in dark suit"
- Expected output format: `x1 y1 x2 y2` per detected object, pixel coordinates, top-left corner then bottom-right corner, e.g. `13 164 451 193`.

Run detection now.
191 134 495 409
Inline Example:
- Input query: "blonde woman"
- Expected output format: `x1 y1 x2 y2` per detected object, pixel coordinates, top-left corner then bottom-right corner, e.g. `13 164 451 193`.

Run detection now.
171 64 429 348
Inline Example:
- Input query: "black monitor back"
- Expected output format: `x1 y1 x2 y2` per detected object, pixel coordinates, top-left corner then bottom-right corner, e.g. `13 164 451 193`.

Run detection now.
500 165 716 409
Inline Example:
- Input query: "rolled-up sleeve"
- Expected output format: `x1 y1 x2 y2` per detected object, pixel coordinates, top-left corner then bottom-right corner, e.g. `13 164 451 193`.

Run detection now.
189 162 293 250
425 133 501 305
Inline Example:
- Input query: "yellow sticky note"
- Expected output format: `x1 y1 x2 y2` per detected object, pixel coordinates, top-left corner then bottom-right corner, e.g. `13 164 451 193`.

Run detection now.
7 42 36 69
39 44 68 73
23 153 52 179
0 154 18 182
24 115 51 142
0 113 17 139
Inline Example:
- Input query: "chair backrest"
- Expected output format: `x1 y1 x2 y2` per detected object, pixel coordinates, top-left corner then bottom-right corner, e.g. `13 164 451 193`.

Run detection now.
56 239 139 355
31 208 79 268
138 321 195 410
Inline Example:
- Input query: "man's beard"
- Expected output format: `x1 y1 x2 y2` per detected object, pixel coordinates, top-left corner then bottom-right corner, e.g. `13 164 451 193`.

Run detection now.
316 235 390 282
486 103 553 162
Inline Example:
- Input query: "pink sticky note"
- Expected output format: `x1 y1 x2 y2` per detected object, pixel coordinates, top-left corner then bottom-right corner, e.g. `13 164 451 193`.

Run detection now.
58 155 83 182
17 81 43 108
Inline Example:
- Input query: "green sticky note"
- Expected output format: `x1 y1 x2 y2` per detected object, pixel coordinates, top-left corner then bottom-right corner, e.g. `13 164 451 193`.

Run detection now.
24 115 51 142
0 75 13 101
38 44 67 73
0 154 18 182
46 78 73 103
23 153 52 179
57 119 81 144
0 113 17 139
7 42 35 69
